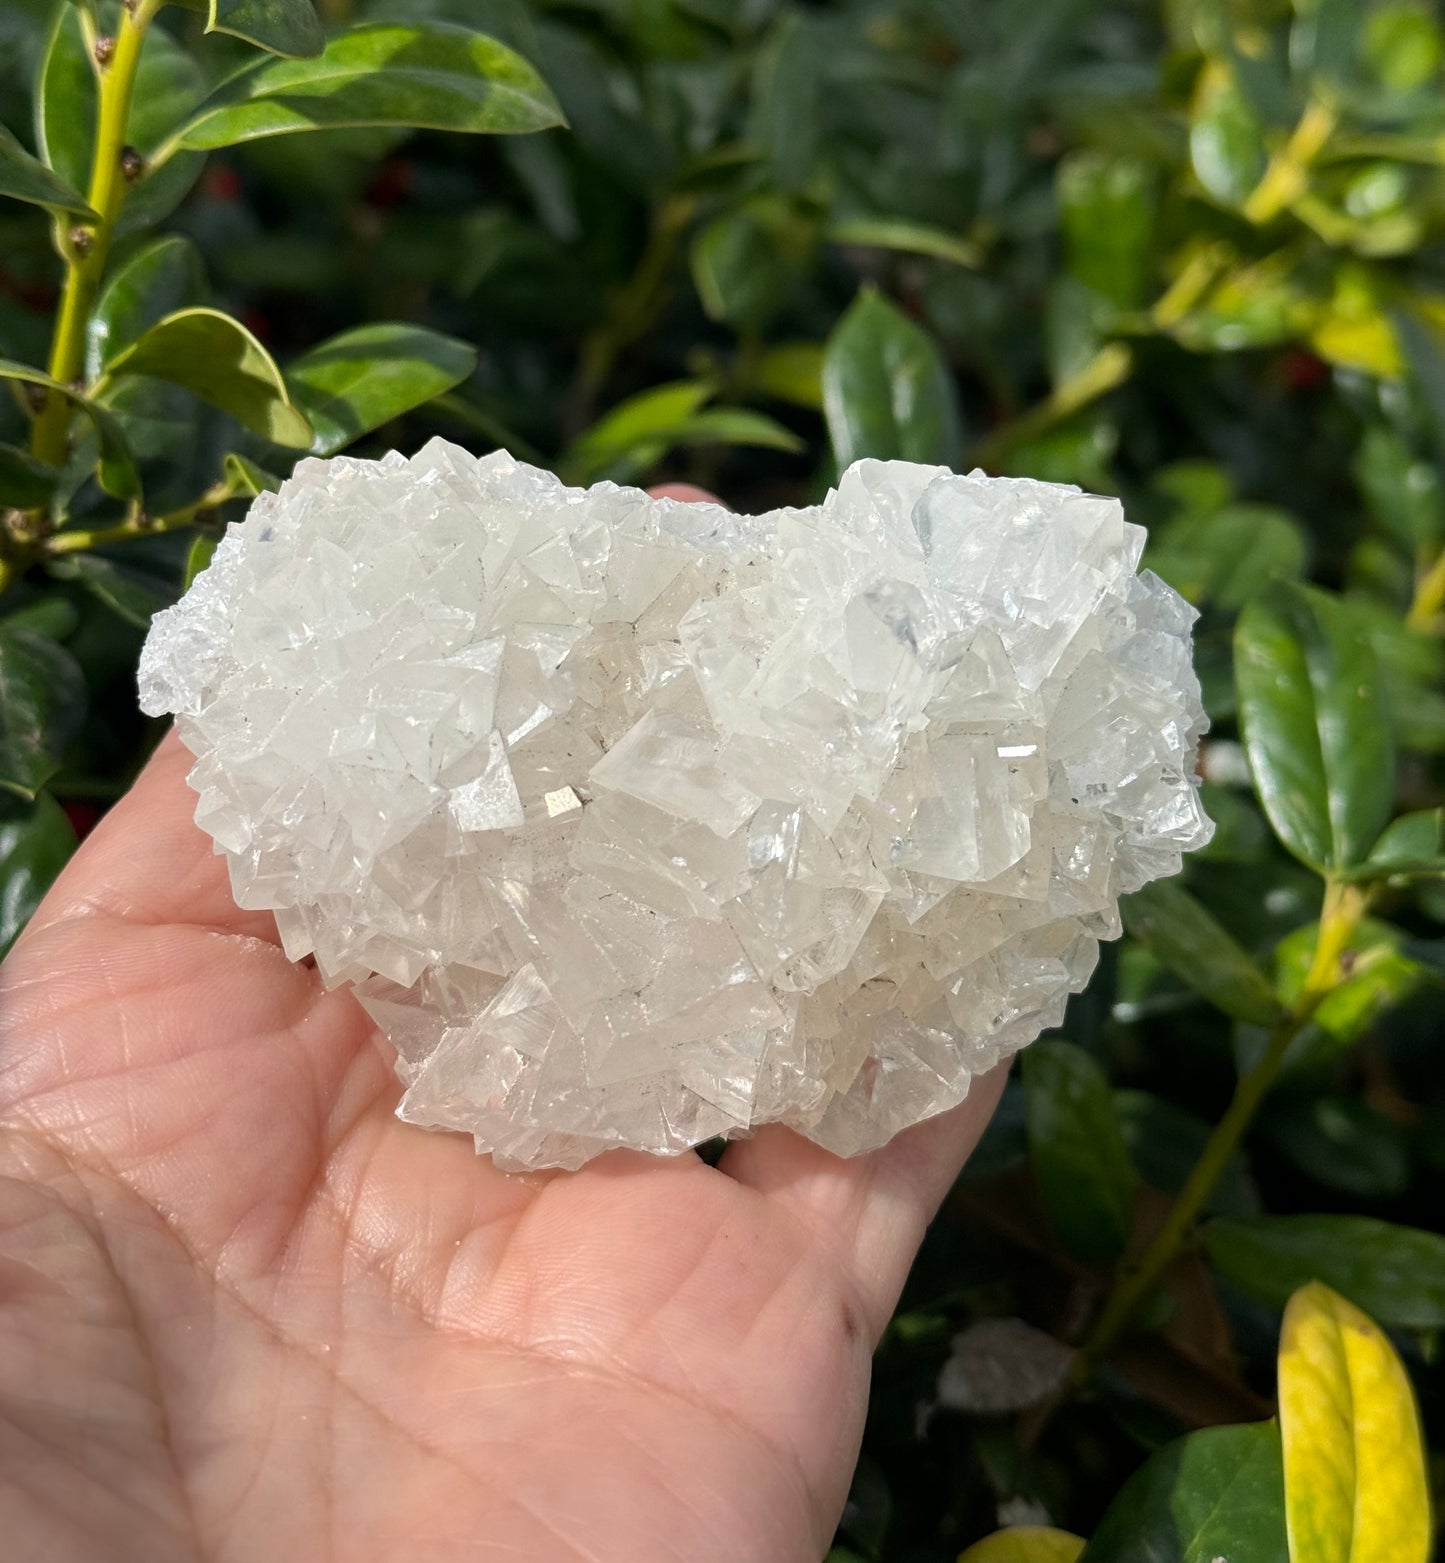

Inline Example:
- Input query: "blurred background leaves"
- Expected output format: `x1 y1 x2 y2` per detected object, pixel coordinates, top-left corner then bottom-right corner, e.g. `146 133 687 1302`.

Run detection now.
0 0 1443 1557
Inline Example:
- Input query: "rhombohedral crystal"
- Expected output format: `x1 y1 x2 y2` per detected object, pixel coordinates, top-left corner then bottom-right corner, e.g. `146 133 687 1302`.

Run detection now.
139 442 1213 1170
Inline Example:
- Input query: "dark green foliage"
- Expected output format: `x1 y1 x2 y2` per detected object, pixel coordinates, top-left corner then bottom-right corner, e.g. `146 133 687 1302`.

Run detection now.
1 0 1443 1556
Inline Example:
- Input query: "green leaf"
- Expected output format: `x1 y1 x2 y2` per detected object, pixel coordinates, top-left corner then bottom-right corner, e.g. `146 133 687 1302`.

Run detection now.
825 216 982 271
168 23 565 155
285 322 476 456
1190 60 1268 211
822 290 965 470
46 555 175 629
0 792 77 957
691 201 815 329
0 445 60 509
0 361 140 499
0 626 87 800
123 17 207 234
1079 1423 1287 1563
747 12 820 193
1121 878 1283 1026
0 122 95 217
1022 1040 1137 1265
86 236 208 379
38 8 205 237
1354 426 1443 553
958 1528 1086 1563
1348 808 1445 880
175 0 327 59
671 407 803 454
1204 1215 1445 1327
1263 1096 1409 1198
1248 917 1426 1076
1235 583 1394 872
561 380 713 485
1146 504 1307 612
183 533 219 590
223 452 281 497
1278 1283 1431 1563
103 308 312 448
1365 4 1443 91
1291 0 1361 86
1115 1090 1260 1217
35 3 94 196
751 342 825 410
1058 151 1155 309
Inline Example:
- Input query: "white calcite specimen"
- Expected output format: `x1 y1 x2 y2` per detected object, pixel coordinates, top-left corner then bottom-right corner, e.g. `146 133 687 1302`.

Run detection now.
139 442 1212 1170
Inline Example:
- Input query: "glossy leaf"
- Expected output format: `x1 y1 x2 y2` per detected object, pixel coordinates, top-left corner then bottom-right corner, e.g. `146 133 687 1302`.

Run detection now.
1353 808 1444 878
86 236 208 379
123 17 208 234
1120 878 1282 1025
1278 1282 1431 1563
826 216 982 271
957 1528 1086 1563
1235 583 1394 871
1204 1216 1445 1327
752 342 825 410
1354 426 1443 552
0 446 60 510
223 453 282 498
47 556 175 630
1079 1423 1287 1563
1190 60 1267 211
1022 1040 1136 1265
39 8 205 236
1058 151 1155 308
183 534 219 591
0 361 140 499
691 202 813 329
1115 1090 1260 1217
170 0 326 59
0 627 87 800
561 380 712 484
1263 1096 1409 1198
0 792 76 957
0 122 95 217
285 322 476 455
103 309 313 448
1146 504 1307 611
35 3 94 196
169 24 565 154
823 290 965 469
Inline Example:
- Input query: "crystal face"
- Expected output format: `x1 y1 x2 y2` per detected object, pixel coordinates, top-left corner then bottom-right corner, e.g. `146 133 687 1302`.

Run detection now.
138 442 1213 1170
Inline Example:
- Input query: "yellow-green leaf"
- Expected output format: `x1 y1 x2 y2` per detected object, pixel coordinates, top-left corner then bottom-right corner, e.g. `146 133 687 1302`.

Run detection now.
102 308 313 448
1278 1281 1432 1563
958 1528 1086 1563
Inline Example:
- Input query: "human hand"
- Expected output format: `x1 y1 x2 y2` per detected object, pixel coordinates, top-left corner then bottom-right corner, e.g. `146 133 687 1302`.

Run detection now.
0 490 1005 1563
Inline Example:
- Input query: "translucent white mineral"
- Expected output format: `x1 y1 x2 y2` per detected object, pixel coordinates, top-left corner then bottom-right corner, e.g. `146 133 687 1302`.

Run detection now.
139 442 1213 1170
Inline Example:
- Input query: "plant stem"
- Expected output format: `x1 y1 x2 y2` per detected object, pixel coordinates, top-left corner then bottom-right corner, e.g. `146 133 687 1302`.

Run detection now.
1406 545 1445 634
973 343 1133 471
1243 98 1338 226
45 479 232 557
569 195 696 437
1073 877 1365 1377
31 0 161 467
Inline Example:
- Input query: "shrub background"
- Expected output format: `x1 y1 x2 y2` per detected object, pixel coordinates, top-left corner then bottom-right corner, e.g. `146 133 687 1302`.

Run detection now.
1 0 1442 1557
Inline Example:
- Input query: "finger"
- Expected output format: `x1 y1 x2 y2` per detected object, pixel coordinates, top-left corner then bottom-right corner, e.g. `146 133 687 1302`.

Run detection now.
647 482 720 504
719 1061 1010 1337
24 728 281 944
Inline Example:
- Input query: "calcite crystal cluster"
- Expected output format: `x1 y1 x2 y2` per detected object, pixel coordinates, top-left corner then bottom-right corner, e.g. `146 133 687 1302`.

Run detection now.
139 442 1212 1169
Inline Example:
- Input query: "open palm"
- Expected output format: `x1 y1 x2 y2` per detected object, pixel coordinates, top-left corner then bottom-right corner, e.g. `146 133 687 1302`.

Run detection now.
0 725 1002 1563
